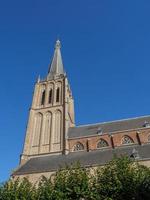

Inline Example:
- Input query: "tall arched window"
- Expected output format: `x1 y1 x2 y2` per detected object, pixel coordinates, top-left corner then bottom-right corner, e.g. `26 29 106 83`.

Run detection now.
53 110 62 145
122 135 134 145
97 139 108 148
48 89 53 104
56 87 60 103
42 112 52 145
32 113 43 146
41 90 45 105
73 142 84 152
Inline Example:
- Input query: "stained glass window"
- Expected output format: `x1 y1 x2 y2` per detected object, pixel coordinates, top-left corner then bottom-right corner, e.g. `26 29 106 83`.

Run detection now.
97 139 108 148
122 136 134 145
73 142 84 151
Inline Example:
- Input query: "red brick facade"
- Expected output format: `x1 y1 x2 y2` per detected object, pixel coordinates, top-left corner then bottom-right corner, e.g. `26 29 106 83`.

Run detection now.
69 127 150 152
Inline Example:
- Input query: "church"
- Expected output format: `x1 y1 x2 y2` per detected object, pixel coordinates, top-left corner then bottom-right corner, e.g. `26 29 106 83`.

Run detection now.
13 40 150 183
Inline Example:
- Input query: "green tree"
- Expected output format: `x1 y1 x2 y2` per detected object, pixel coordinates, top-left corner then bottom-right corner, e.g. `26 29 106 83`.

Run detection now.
37 176 54 200
1 156 150 200
0 178 36 200
135 165 150 200
52 163 91 200
94 156 150 200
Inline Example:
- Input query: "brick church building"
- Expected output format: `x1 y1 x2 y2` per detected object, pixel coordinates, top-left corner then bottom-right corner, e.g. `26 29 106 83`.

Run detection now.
13 40 150 183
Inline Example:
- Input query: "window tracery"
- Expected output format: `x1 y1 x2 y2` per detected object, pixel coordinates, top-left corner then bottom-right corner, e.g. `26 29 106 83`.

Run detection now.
122 135 134 145
97 139 108 148
73 142 84 151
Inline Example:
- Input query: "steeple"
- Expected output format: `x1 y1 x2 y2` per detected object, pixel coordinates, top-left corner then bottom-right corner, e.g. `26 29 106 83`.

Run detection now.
20 39 75 166
47 40 65 80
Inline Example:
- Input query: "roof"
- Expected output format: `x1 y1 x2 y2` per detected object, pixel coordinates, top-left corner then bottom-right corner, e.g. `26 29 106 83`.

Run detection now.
47 40 65 80
13 144 150 175
68 116 150 139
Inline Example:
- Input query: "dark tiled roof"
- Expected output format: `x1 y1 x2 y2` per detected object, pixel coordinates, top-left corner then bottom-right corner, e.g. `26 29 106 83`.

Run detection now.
68 116 150 139
14 144 150 175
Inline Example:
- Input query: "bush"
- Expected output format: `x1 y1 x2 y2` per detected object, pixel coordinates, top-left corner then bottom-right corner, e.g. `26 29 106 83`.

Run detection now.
0 178 36 200
0 156 150 200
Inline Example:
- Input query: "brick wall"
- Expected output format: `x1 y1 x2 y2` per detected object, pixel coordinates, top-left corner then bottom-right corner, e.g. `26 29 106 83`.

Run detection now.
69 128 150 152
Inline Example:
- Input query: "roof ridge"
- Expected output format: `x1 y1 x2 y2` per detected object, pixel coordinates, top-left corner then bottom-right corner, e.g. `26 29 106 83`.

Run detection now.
75 115 150 128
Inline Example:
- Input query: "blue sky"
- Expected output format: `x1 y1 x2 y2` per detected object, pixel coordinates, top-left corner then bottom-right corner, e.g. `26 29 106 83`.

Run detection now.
0 0 150 182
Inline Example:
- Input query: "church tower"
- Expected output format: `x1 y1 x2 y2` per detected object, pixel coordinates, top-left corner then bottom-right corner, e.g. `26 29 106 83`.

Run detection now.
20 40 75 165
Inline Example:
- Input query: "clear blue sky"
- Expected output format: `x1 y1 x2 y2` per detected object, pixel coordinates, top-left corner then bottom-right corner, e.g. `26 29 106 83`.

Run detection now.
0 0 150 182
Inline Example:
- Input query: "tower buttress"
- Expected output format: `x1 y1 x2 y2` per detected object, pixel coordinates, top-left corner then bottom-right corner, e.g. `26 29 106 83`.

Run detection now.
20 40 75 164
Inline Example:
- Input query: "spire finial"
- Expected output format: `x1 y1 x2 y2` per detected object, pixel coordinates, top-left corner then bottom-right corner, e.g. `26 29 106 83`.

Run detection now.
55 39 61 49
37 75 40 83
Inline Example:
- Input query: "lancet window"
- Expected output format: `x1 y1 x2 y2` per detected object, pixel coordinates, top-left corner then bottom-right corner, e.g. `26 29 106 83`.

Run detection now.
56 87 60 103
41 90 45 105
48 89 53 104
32 113 43 146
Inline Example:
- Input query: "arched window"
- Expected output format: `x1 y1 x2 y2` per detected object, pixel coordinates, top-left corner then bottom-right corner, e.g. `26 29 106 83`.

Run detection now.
42 112 52 145
48 89 52 104
56 87 60 103
122 135 134 145
41 90 45 105
73 142 84 152
32 113 43 146
53 110 62 145
97 139 108 148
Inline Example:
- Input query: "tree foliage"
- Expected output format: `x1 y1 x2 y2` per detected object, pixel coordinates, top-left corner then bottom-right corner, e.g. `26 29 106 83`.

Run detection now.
0 178 36 200
93 156 150 200
1 156 150 200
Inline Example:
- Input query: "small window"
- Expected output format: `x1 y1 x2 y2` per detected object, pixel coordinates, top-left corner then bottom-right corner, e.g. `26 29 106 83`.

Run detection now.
122 135 134 145
73 142 84 152
97 139 108 148
48 89 52 104
56 88 60 103
130 148 139 159
97 127 102 135
41 90 45 105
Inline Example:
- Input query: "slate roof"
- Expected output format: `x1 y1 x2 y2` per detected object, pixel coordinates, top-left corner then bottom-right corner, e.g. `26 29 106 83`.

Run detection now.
14 144 150 175
68 116 150 139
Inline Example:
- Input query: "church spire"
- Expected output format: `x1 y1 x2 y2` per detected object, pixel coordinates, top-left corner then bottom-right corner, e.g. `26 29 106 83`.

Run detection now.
47 40 65 80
